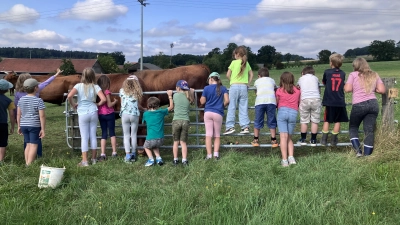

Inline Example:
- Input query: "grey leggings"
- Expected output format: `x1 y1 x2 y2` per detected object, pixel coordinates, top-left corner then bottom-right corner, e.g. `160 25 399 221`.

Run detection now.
121 114 139 153
349 99 379 147
78 111 98 152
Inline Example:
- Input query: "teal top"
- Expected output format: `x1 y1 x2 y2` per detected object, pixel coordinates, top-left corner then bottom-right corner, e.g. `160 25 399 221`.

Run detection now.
142 108 169 140
172 92 190 121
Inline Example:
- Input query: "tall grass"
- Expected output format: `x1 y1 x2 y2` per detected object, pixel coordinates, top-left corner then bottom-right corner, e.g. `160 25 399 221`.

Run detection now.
1 60 400 224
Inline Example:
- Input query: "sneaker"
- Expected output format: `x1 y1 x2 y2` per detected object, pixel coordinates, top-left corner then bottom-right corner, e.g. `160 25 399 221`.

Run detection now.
223 128 235 135
91 159 97 165
298 138 307 146
356 150 363 157
130 155 137 162
78 161 89 167
214 156 220 160
111 152 118 158
124 154 132 163
156 158 164 166
240 127 250 134
251 139 260 147
310 139 317 147
182 160 189 166
281 160 289 167
145 159 155 167
288 156 296 165
98 155 106 162
271 140 279 148
173 160 179 166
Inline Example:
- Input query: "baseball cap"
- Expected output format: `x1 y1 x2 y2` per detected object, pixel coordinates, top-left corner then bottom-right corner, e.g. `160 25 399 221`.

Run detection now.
176 80 189 90
0 79 13 91
207 72 220 83
23 78 39 88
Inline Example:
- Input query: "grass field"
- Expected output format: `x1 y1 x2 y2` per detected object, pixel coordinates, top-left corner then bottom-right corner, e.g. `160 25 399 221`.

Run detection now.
1 61 400 225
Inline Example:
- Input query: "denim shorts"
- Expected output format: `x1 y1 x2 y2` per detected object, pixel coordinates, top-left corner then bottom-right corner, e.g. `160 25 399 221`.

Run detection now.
20 126 41 144
277 107 298 134
172 120 189 142
254 104 277 129
143 138 164 150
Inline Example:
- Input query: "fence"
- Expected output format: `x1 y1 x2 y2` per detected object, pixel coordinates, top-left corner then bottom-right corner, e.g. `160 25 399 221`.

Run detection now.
64 78 397 151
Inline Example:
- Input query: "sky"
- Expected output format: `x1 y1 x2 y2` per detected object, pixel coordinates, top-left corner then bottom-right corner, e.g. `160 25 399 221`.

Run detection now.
0 0 399 63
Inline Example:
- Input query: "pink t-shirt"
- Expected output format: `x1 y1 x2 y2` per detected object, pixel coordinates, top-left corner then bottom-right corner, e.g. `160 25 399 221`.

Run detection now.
346 71 383 104
276 87 301 110
98 89 115 115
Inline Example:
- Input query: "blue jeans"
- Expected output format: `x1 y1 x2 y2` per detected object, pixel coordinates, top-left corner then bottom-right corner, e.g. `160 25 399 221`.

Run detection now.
226 84 250 129
277 107 298 134
349 99 379 147
254 104 277 129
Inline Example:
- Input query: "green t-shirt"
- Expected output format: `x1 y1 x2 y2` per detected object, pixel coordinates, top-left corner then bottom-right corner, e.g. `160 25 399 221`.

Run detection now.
228 59 252 85
172 92 190 121
142 108 169 140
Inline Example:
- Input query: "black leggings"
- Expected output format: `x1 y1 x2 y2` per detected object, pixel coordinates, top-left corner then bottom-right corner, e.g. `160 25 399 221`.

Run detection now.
348 99 379 147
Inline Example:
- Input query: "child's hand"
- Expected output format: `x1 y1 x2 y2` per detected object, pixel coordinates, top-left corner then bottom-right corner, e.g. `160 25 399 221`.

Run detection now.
55 68 63 76
113 98 118 103
9 127 14 135
39 130 45 139
167 90 173 97
18 127 22 135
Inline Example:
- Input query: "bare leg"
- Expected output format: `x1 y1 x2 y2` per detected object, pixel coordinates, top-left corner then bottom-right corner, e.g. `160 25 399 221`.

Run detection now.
0 147 5 161
144 148 153 159
288 135 294 157
280 133 288 160
153 148 161 158
100 139 106 155
81 151 88 162
254 128 260 137
270 128 276 138
205 136 212 155
333 123 341 133
173 141 179 158
110 136 117 154
322 122 330 132
311 122 318 133
180 141 187 159
300 123 308 133
213 137 220 153
91 149 97 160
26 143 38 165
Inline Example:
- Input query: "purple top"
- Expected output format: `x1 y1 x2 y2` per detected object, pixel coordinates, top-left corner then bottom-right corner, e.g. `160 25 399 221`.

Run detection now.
14 75 56 118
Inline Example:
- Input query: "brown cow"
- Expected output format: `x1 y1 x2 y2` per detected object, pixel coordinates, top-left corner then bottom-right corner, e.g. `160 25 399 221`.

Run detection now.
3 71 17 96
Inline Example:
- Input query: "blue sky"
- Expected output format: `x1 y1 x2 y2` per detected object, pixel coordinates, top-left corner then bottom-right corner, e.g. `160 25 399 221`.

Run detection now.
0 0 399 63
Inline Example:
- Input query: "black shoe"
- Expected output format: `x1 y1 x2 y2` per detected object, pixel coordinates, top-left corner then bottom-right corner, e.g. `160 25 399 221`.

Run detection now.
97 155 106 161
320 133 328 146
130 155 137 162
182 160 189 166
331 134 338 147
297 138 307 146
173 160 179 166
214 156 220 160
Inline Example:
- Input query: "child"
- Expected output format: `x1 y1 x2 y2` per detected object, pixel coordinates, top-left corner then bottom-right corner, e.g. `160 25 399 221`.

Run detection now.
321 54 348 146
223 45 254 134
0 80 15 164
97 75 118 161
200 72 229 160
13 68 62 157
17 78 46 166
276 72 301 167
297 66 321 146
119 75 144 163
344 57 385 156
169 80 194 166
67 68 106 167
142 93 173 166
251 67 278 147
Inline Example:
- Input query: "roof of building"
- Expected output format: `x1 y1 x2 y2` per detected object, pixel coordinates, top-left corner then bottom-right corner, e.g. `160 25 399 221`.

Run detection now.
0 58 99 73
128 63 162 72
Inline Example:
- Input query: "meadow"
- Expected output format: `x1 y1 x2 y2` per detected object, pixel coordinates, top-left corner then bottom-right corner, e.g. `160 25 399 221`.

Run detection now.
1 61 400 225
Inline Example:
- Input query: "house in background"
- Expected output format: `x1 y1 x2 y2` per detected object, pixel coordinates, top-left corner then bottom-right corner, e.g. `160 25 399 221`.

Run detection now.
127 63 162 73
0 58 104 75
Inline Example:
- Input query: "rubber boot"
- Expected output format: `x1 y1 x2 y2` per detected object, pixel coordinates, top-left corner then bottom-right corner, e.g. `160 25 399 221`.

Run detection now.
351 138 363 157
320 132 328 146
364 145 374 156
331 134 338 147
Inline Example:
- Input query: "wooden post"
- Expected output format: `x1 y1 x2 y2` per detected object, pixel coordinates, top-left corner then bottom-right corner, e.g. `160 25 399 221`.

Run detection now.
381 78 396 132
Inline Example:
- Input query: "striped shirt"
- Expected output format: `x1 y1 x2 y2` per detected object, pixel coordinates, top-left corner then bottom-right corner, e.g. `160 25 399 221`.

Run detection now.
254 77 277 106
18 96 45 127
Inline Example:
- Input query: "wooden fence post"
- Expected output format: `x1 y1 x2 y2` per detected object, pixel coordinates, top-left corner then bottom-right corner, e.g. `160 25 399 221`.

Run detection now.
381 78 396 132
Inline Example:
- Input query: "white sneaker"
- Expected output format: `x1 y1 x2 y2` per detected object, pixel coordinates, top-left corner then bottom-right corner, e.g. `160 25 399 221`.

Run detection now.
240 127 249 134
223 128 235 135
288 156 296 165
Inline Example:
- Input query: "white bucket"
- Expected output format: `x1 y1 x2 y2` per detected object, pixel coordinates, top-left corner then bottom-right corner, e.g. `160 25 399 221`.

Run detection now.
38 165 66 188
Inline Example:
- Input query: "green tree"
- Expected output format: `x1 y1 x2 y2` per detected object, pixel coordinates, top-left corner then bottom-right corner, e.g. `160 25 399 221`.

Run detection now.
369 40 396 61
397 41 400 59
154 52 170 69
317 49 332 63
60 59 76 75
284 53 291 63
203 54 224 73
257 45 276 65
110 51 126 65
98 55 119 73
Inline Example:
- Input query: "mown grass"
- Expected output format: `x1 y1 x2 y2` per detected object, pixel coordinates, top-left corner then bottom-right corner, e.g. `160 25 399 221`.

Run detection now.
1 60 400 225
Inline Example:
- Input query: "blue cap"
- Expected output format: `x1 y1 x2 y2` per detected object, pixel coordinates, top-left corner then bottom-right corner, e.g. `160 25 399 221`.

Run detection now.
176 80 189 90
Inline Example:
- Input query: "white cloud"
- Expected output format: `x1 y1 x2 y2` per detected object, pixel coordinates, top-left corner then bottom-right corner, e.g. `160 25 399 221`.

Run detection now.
59 0 128 21
0 28 70 44
145 20 194 37
196 18 233 31
0 4 40 24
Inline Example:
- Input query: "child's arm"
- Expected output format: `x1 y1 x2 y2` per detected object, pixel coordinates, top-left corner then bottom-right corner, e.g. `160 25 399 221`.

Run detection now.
39 109 46 139
38 69 62 91
248 70 254 87
96 90 106 107
16 107 22 135
223 93 229 107
375 83 386 94
8 103 15 134
67 88 78 109
167 90 174 111
226 69 232 81
106 92 118 108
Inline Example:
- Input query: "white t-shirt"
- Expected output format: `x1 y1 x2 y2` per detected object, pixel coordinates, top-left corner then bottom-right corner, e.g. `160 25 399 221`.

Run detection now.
73 83 102 115
254 77 276 106
297 74 320 100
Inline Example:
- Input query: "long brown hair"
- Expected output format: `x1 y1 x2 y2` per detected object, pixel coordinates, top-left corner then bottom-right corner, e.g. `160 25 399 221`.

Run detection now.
97 75 110 91
233 46 248 78
15 73 32 92
352 57 378 94
209 76 223 96
279 72 295 94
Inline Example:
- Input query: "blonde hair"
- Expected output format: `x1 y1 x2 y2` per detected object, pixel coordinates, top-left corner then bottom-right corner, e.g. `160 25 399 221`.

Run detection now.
15 73 32 92
329 53 343 68
179 89 194 105
233 46 248 78
352 57 378 94
122 78 143 100
81 68 96 99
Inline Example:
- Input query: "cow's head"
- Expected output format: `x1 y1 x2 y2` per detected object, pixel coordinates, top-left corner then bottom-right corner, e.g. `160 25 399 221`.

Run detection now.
3 71 18 86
